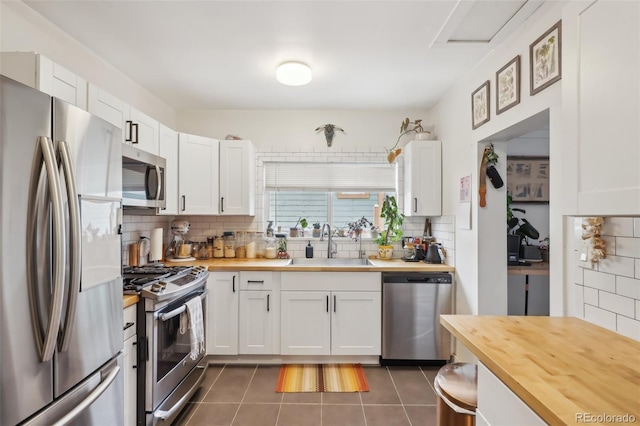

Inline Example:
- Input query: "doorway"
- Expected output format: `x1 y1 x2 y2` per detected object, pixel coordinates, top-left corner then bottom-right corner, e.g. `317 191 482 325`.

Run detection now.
476 110 551 315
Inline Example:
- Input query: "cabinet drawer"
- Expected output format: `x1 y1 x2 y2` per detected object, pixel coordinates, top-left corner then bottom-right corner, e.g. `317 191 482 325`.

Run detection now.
123 305 137 340
240 271 274 290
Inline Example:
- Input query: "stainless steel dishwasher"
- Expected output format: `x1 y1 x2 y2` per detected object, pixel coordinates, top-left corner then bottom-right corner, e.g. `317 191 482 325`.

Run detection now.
381 272 452 365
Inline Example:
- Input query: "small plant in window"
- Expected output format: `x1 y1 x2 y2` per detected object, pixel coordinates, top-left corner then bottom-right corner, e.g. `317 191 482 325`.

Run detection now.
347 216 372 240
312 222 321 237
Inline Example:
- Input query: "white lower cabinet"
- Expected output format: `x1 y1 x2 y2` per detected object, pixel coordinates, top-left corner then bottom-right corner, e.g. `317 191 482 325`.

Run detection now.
206 272 239 355
477 362 545 426
280 272 381 356
123 305 137 426
238 271 280 354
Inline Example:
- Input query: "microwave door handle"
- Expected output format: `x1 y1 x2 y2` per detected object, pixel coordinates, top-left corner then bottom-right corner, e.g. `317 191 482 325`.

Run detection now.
155 165 162 201
57 141 81 352
29 137 67 362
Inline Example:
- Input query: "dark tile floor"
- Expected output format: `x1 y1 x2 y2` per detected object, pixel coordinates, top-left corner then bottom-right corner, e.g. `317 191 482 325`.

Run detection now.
174 364 441 426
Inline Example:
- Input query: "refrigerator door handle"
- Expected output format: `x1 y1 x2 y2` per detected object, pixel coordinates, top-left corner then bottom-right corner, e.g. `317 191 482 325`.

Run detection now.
51 364 120 426
27 136 67 362
57 140 81 352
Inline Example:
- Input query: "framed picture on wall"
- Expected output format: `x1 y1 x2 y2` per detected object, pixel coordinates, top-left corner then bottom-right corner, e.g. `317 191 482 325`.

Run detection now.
506 156 550 203
471 80 490 129
496 55 520 114
530 20 562 95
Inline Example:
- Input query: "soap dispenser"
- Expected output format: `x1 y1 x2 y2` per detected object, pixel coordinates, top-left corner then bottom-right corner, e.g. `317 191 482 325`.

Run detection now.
305 241 314 258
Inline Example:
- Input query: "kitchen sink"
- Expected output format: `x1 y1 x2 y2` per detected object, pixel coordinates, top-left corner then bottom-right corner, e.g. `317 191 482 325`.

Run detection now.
287 258 373 266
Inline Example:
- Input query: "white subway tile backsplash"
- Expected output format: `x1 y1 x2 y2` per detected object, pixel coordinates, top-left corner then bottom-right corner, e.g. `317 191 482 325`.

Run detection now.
584 304 617 331
617 276 640 299
576 216 639 340
616 315 640 341
599 292 635 318
584 287 599 305
583 269 616 292
598 255 636 278
615 237 640 258
601 217 634 237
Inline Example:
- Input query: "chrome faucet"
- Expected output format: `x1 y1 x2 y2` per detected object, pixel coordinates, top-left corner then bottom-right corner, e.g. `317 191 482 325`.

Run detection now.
320 223 337 258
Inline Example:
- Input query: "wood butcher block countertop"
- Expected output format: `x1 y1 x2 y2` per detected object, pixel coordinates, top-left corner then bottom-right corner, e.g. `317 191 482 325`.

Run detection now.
122 294 139 309
440 315 640 425
164 258 455 272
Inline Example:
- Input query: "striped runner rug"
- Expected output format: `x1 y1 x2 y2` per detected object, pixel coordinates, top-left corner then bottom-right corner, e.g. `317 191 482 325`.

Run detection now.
276 364 369 392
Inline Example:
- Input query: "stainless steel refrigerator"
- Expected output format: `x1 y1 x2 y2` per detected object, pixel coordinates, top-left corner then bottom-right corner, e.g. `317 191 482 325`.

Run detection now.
1 75 124 425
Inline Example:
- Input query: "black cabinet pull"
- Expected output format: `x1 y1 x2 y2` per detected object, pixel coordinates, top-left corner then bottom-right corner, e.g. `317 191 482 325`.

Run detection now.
326 295 329 312
181 195 186 211
123 322 134 331
125 120 133 142
414 197 418 213
221 197 224 212
132 123 139 144
267 294 270 312
232 275 236 293
334 295 336 313
247 280 265 284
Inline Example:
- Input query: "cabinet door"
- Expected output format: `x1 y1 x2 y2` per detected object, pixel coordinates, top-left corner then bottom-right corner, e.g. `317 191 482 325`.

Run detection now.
331 291 381 355
87 83 125 129
403 140 442 216
281 291 331 355
239 290 275 354
574 1 640 214
123 334 137 426
178 133 219 215
158 125 179 215
50 61 87 110
219 140 255 215
125 106 159 154
206 272 239 355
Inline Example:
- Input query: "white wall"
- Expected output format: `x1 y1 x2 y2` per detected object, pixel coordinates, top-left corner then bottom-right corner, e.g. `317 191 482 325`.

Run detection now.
427 2 565 327
0 1 176 126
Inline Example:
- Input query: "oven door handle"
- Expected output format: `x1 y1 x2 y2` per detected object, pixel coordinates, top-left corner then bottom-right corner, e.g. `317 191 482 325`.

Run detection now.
158 290 208 322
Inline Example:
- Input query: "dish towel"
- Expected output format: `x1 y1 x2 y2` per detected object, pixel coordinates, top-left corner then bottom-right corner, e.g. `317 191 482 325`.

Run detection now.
184 296 205 360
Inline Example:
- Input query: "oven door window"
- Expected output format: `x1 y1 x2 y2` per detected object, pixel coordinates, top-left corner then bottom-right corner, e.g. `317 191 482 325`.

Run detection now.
156 304 193 381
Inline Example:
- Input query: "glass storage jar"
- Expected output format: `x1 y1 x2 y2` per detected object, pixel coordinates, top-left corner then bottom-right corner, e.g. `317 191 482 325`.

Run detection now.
265 237 277 259
235 231 246 259
255 232 265 258
206 237 214 258
213 236 224 258
224 233 236 258
197 241 209 260
245 231 257 259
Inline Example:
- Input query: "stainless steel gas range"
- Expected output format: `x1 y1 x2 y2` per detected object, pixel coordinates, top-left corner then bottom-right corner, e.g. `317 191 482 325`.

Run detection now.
123 264 209 426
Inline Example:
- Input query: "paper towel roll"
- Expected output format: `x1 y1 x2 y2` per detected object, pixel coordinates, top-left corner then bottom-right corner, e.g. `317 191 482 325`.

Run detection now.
150 228 163 261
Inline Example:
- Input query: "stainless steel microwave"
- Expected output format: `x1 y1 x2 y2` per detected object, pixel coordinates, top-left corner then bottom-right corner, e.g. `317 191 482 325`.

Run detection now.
122 144 166 209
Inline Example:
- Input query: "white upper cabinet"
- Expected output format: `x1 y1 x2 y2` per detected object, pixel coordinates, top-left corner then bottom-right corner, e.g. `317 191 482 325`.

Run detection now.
124 105 159 154
219 140 256 216
564 0 640 215
403 140 442 216
178 133 219 215
87 83 126 129
158 124 179 215
1 52 87 109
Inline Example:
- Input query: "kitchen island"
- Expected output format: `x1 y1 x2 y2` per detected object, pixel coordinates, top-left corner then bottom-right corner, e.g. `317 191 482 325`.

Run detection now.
440 315 640 425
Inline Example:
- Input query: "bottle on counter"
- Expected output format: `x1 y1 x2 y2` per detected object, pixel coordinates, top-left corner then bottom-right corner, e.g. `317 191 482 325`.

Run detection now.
255 232 265 258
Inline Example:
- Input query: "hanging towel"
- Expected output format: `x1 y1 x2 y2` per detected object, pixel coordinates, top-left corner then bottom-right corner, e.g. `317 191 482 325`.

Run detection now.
184 296 205 360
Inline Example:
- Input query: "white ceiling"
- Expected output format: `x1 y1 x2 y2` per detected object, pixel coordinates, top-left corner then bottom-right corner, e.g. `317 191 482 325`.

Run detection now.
24 0 544 111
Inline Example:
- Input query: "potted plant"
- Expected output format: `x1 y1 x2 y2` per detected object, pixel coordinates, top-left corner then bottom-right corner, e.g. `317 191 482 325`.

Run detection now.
312 222 321 238
369 225 381 239
290 217 308 238
347 216 372 239
374 195 405 259
386 117 431 163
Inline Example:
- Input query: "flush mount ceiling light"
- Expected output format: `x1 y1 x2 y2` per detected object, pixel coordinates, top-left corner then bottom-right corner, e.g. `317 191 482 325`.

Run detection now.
276 61 312 86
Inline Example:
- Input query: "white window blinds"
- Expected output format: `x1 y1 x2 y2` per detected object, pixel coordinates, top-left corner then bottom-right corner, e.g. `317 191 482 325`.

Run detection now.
264 162 397 191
